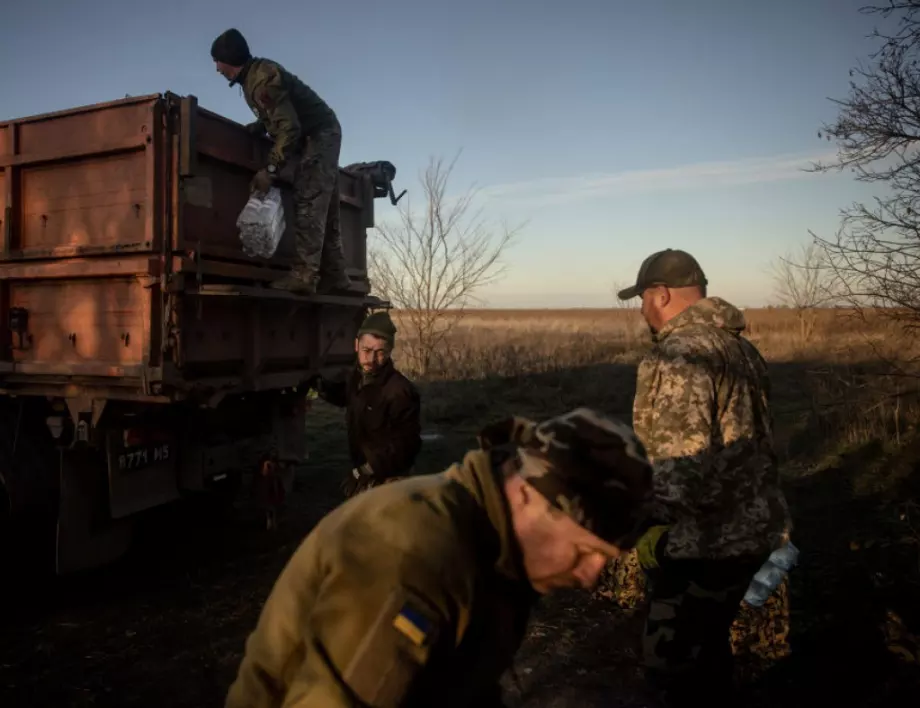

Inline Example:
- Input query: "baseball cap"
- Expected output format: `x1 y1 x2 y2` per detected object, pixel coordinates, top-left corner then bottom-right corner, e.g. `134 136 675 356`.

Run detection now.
477 408 656 548
617 249 707 300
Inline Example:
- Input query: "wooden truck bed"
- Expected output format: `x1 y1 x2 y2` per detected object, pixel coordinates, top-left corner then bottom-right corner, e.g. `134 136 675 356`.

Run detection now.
0 93 380 404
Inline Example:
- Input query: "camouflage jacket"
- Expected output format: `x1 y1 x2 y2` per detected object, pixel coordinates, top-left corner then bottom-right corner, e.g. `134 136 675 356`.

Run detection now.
632 297 791 560
224 450 538 708
234 57 339 170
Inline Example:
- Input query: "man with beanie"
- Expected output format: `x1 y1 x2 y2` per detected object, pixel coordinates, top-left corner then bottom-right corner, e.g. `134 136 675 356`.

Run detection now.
313 310 421 496
618 249 792 707
225 407 657 708
210 28 351 295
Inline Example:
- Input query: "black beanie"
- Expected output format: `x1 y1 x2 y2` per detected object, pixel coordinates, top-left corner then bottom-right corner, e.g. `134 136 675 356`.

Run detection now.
211 29 252 67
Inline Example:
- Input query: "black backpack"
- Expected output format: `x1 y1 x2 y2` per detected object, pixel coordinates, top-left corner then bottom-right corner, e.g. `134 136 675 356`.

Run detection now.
343 160 406 205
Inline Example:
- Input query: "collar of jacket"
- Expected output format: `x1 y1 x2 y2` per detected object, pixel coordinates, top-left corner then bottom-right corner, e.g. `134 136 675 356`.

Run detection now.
353 357 396 390
230 57 256 88
653 295 746 342
447 449 530 585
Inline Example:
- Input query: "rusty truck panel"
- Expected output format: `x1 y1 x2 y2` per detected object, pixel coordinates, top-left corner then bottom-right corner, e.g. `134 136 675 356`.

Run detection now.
0 92 397 575
0 93 381 403
0 97 164 258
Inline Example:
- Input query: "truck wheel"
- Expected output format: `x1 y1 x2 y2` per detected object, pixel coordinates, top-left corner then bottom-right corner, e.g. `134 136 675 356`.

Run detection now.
0 400 59 577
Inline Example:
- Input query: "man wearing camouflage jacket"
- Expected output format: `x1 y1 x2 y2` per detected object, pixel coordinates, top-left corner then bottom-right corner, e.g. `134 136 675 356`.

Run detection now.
618 249 792 707
225 408 657 707
210 28 350 296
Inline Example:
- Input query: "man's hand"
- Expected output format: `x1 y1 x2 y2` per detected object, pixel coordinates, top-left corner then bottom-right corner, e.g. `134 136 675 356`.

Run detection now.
251 168 274 196
635 525 669 570
341 464 376 497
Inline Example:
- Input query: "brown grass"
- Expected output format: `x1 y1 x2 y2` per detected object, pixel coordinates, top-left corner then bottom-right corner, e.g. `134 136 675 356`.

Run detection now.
388 306 920 456
3 305 918 708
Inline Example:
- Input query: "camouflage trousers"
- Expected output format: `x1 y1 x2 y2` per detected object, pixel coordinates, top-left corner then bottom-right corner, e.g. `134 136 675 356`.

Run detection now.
603 549 791 677
640 554 768 707
292 123 348 282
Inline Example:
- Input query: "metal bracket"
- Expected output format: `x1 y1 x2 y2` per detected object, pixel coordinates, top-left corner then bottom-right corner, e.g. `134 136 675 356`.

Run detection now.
8 306 28 350
387 180 407 206
179 95 198 177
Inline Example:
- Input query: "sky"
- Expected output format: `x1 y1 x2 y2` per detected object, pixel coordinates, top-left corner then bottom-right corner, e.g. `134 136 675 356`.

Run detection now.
0 0 888 307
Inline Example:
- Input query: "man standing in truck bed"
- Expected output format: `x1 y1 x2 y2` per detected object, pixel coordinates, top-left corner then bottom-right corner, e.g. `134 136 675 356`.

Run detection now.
210 28 351 295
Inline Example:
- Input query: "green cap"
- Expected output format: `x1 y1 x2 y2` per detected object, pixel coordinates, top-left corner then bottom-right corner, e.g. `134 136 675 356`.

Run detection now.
357 310 397 346
477 408 656 548
617 249 707 300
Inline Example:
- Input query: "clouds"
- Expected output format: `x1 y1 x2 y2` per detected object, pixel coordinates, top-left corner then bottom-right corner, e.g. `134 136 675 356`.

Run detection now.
480 149 841 206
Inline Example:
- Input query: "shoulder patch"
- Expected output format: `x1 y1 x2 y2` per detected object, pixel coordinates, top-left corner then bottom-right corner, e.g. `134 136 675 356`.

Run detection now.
256 87 275 109
392 601 433 647
340 589 441 705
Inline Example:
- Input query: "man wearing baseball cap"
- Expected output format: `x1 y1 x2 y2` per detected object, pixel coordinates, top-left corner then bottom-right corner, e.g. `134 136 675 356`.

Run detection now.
619 249 792 707
225 407 657 708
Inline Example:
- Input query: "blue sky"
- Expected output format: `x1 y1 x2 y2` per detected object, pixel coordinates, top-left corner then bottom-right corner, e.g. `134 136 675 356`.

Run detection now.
0 0 884 307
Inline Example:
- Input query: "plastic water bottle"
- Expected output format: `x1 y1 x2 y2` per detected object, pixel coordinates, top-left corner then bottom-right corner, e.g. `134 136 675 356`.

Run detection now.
743 541 799 607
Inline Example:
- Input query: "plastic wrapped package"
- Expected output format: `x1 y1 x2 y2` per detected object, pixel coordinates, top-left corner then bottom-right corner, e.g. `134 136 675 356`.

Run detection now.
236 187 287 259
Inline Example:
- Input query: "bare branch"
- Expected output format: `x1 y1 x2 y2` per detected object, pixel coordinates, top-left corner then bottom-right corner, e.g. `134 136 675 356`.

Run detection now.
368 153 524 377
806 0 920 362
770 242 838 342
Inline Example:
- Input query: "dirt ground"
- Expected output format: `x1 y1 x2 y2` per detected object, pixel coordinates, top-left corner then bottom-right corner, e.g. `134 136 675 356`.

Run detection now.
2 363 920 707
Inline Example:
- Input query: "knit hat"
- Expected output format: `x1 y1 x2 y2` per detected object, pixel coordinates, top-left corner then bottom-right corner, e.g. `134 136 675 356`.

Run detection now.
210 28 252 67
478 408 656 548
357 310 397 346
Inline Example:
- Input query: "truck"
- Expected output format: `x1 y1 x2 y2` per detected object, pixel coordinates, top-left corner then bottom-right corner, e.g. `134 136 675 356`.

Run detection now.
0 92 395 576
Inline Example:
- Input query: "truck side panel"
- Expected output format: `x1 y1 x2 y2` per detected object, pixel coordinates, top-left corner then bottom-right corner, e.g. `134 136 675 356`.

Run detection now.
0 97 163 258
19 153 148 253
0 93 380 402
6 277 152 375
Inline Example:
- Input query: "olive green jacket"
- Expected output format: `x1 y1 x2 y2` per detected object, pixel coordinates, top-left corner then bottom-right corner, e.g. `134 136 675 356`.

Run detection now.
225 449 538 707
234 57 339 171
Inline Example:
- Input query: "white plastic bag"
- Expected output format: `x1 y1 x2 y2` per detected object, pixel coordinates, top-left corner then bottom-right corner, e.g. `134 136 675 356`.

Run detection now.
236 186 287 259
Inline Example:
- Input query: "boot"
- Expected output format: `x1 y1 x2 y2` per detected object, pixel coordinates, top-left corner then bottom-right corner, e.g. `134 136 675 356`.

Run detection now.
270 268 318 295
316 270 352 295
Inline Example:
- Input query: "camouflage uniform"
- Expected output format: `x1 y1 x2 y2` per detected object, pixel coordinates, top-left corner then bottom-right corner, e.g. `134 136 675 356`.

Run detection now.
599 548 647 609
235 56 350 294
225 408 655 708
601 547 792 677
620 255 792 707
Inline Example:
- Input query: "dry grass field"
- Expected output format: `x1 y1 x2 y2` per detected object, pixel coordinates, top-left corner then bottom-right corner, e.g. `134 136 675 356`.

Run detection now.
390 305 920 705
2 305 919 707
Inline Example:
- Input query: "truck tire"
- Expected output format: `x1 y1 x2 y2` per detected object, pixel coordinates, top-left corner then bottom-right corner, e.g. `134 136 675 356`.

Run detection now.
0 399 59 578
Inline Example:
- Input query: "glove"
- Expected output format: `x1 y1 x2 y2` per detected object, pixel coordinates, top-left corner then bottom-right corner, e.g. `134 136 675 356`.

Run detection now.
245 120 265 136
635 525 669 570
251 168 274 196
341 463 375 497
304 373 323 394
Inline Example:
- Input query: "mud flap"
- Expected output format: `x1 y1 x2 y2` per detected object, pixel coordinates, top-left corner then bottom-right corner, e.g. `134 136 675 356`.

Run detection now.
56 449 134 575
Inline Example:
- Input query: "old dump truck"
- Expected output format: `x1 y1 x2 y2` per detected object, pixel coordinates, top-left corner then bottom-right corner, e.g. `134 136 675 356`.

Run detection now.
0 93 393 575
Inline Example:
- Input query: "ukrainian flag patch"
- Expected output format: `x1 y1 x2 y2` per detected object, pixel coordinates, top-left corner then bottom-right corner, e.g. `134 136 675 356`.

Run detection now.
392 602 431 647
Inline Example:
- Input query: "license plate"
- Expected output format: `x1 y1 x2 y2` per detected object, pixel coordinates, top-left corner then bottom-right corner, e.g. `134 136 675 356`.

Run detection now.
117 443 171 472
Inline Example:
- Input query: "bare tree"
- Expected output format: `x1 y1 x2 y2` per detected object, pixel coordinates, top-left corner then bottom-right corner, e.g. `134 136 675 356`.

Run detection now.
368 153 523 377
770 242 834 342
808 0 920 347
